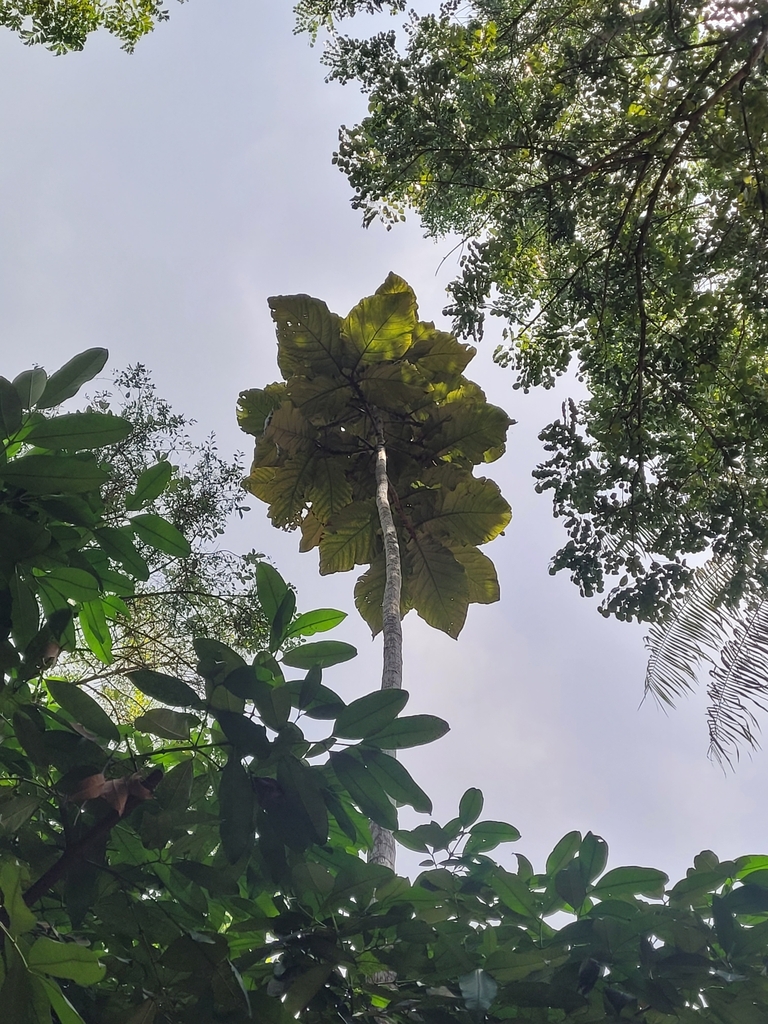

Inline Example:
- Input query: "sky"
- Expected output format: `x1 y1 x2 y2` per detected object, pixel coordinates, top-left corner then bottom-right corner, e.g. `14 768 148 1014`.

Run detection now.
0 0 766 884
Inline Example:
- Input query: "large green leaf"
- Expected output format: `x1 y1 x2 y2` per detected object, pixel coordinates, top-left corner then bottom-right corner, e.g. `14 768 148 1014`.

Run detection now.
459 969 498 1020
264 402 316 454
0 454 108 494
131 514 191 558
458 787 484 827
282 640 357 669
354 552 411 636
94 526 150 581
284 608 346 639
591 866 669 900
452 545 501 604
334 688 409 739
342 288 416 365
125 460 172 510
426 475 511 545
360 747 432 813
13 368 47 409
319 500 379 574
464 820 521 854
219 755 255 863
271 295 350 378
256 562 289 625
287 375 355 424
365 713 449 749
128 669 202 709
27 936 105 984
330 750 398 831
237 383 287 437
25 412 132 451
308 457 354 523
39 978 88 1024
35 568 100 605
491 867 537 917
0 376 23 437
134 708 199 741
405 534 468 638
47 680 119 743
0 514 51 573
215 710 270 757
37 348 109 409
409 322 474 383
78 600 113 664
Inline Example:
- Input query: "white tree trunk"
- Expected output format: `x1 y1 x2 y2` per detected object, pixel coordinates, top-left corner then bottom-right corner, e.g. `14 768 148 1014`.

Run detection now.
369 408 402 872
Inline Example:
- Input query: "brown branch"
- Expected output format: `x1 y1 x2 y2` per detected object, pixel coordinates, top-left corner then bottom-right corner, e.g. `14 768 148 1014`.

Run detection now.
21 769 163 910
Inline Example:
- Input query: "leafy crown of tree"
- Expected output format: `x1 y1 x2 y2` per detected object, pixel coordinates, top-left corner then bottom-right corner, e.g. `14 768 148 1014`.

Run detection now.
0 0 181 53
238 272 513 639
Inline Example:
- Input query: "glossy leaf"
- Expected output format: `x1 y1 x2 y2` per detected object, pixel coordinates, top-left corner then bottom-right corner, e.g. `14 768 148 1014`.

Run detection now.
334 688 409 739
134 708 199 741
464 820 521 855
0 454 108 494
131 514 191 558
12 368 47 409
25 412 133 450
365 713 449 749
125 460 172 510
128 669 202 709
591 866 669 900
330 750 398 831
27 936 105 984
458 787 484 828
282 640 357 669
37 348 109 409
47 680 119 743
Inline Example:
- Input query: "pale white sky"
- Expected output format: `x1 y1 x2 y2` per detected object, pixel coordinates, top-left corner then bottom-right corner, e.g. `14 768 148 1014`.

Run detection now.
0 0 765 882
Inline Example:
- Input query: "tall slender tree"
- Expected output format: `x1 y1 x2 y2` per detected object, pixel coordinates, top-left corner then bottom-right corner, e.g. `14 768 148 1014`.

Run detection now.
238 272 512 865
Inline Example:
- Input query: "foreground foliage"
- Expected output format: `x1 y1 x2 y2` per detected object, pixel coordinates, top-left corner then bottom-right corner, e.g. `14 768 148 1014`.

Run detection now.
3 350 768 1023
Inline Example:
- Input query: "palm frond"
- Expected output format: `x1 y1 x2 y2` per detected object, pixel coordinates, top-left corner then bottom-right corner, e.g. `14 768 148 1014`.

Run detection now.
644 557 734 706
708 598 768 766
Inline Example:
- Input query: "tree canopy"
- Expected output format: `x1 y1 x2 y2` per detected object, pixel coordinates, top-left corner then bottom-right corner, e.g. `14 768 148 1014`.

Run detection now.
322 0 768 629
0 0 180 52
238 273 512 640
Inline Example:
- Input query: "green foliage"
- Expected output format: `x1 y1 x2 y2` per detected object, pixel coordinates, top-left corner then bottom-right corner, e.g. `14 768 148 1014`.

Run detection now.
68 364 272 685
0 350 185 679
323 1 768 629
239 273 512 638
0 0 183 53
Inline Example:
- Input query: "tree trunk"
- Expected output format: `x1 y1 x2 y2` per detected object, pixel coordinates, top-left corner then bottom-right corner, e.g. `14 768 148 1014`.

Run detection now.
369 407 402 872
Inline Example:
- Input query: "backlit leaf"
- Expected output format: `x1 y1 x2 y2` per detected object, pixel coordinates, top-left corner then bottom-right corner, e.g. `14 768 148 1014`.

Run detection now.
27 936 105 984
47 680 119 743
125 460 172 510
0 454 108 494
25 412 132 450
37 348 109 409
285 608 346 639
131 514 191 558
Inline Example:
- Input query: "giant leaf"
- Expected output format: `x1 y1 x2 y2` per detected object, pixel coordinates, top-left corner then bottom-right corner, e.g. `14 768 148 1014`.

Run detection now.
342 287 416 365
319 500 378 574
271 295 350 378
405 534 468 638
426 474 511 545
25 412 132 451
308 456 354 523
452 545 501 604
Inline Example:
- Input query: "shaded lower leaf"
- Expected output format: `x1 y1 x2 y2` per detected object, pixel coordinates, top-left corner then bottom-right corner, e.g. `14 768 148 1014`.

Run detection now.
330 750 397 831
219 756 255 863
47 679 119 743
